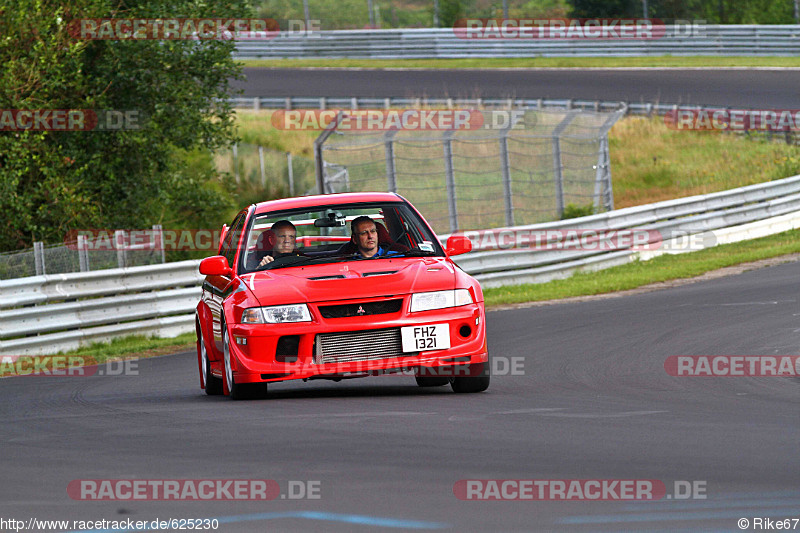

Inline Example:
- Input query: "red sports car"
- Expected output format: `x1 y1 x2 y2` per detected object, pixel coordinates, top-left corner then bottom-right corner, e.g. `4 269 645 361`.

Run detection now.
195 192 489 399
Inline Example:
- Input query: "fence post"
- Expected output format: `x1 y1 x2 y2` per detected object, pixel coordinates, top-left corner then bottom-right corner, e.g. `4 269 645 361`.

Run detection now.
314 111 344 195
384 130 397 193
232 143 239 183
551 112 577 219
442 131 458 233
33 241 45 276
153 224 166 264
253 97 260 111
287 152 295 196
498 111 524 227
258 146 266 186
115 230 126 269
77 234 89 272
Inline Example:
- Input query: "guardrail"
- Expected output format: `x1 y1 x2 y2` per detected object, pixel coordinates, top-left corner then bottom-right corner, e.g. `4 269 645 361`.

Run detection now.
233 25 800 59
2 175 800 355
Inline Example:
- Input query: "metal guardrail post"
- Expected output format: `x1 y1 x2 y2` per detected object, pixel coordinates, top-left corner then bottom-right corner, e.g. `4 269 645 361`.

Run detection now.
77 235 89 272
33 242 45 276
115 230 126 269
443 130 458 233
384 130 398 193
153 224 166 264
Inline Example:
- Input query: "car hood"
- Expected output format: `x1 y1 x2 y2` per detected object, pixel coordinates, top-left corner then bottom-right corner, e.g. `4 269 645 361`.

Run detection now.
242 257 457 306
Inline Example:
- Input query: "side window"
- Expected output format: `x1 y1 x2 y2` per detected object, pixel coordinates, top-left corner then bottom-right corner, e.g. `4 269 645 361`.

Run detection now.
220 211 247 269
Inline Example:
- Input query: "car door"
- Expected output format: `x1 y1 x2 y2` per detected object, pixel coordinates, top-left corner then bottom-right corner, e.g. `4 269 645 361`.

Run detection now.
203 209 248 359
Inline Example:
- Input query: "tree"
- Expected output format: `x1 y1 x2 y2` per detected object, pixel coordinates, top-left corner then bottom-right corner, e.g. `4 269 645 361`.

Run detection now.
0 0 247 251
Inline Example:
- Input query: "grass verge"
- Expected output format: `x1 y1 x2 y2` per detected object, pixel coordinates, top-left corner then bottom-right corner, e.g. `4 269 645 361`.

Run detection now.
239 57 800 69
483 228 800 306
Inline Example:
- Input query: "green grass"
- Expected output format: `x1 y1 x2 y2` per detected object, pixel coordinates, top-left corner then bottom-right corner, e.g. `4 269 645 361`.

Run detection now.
61 332 196 360
239 56 800 69
0 333 197 376
483 228 800 306
610 117 800 208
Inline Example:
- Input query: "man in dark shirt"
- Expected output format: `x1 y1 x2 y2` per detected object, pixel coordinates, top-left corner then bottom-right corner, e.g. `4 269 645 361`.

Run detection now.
351 216 399 258
255 220 301 267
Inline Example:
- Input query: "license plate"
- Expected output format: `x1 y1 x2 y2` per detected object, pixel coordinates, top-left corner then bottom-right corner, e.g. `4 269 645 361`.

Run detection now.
401 324 450 352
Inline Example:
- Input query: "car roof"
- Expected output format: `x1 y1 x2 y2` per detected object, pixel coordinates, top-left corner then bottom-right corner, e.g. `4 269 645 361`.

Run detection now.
252 192 405 215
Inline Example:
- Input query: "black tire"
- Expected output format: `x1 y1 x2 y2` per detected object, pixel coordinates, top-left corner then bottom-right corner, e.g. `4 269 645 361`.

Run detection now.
450 362 491 393
199 327 222 395
223 321 267 400
415 376 450 387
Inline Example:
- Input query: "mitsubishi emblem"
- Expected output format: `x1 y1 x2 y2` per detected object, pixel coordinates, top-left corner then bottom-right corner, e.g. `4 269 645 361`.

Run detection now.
357 305 366 315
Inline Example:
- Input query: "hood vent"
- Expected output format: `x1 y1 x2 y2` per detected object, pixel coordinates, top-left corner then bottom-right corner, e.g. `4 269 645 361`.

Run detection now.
362 270 398 277
308 275 346 280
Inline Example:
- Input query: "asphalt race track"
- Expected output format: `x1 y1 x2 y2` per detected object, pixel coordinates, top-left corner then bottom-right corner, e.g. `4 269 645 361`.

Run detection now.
2 260 798 531
234 68 800 108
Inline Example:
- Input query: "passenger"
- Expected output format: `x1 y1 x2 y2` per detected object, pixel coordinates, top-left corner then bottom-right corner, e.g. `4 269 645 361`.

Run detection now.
350 216 400 258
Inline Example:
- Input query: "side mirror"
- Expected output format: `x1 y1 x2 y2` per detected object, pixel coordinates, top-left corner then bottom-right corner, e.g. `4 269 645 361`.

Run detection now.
199 256 232 277
445 235 472 256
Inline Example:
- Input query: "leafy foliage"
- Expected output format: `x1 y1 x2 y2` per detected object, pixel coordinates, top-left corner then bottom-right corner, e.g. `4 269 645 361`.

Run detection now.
0 0 248 251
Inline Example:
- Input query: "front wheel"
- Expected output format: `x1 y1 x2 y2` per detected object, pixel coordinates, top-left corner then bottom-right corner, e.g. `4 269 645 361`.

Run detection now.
450 361 490 393
199 327 222 395
415 376 450 387
223 322 267 400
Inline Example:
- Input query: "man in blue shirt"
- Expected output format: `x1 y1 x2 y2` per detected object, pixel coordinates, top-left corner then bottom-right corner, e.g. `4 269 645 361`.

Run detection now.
351 216 400 258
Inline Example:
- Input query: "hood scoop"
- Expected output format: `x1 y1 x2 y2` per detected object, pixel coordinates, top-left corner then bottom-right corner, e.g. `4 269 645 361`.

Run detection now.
308 274 346 280
362 270 398 277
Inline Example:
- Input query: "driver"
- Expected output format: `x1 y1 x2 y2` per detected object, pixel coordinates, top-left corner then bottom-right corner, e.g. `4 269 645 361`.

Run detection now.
257 220 302 267
351 216 400 259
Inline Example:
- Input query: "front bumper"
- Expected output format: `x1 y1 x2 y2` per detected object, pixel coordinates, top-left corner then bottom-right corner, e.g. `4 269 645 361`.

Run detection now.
227 301 487 384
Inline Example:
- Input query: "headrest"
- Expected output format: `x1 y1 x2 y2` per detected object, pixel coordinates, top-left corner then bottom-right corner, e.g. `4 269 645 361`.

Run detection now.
254 229 275 251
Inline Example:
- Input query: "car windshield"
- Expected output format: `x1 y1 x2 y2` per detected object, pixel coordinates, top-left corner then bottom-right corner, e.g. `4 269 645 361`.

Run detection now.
239 201 443 273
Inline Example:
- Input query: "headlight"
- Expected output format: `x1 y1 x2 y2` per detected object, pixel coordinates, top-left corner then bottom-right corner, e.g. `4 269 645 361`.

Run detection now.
410 289 473 312
241 304 312 324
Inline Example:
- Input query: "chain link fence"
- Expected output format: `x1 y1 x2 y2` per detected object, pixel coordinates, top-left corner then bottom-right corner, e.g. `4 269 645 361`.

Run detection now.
214 143 317 196
0 228 166 281
315 107 625 234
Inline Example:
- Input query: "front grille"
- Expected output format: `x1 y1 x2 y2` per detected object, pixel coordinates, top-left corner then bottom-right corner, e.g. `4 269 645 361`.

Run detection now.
318 299 403 319
315 327 415 364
